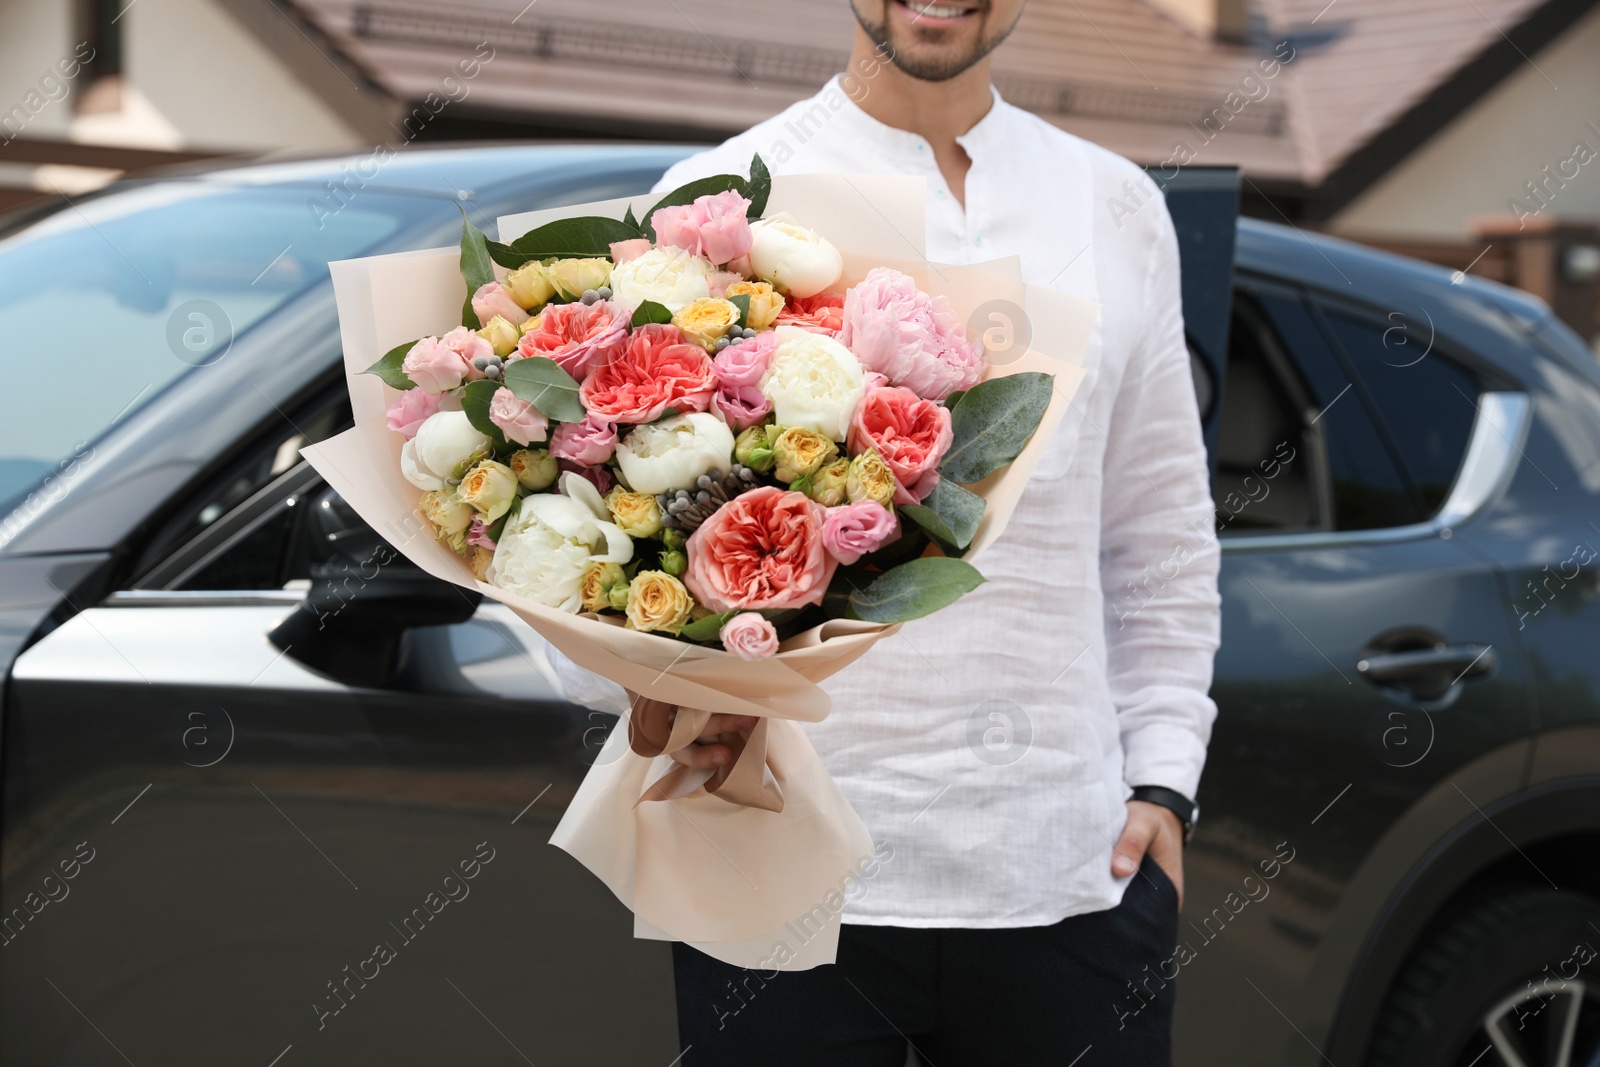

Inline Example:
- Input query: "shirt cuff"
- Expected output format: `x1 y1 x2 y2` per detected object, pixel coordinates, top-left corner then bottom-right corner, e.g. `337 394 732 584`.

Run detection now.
1121 720 1209 800
548 643 631 716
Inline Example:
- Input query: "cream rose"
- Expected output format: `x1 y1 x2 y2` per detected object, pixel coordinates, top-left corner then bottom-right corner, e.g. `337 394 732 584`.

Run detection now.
457 459 519 524
607 246 713 313
614 412 736 496
625 570 695 635
747 214 843 298
760 325 866 442
487 473 634 612
606 487 665 538
546 257 614 300
400 411 491 491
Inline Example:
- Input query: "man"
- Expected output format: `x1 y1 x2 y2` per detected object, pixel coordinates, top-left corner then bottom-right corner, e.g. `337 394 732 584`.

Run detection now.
568 0 1221 1061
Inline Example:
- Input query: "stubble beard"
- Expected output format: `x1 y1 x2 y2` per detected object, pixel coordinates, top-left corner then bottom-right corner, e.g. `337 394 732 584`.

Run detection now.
852 1 1019 83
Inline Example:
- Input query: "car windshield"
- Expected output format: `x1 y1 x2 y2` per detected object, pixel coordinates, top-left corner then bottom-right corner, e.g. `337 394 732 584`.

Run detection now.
0 182 413 515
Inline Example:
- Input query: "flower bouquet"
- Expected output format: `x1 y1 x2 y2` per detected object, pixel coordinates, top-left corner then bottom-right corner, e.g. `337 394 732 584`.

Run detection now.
302 159 1095 969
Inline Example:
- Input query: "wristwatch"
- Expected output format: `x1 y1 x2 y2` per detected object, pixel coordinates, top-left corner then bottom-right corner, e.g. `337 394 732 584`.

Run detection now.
1130 785 1199 845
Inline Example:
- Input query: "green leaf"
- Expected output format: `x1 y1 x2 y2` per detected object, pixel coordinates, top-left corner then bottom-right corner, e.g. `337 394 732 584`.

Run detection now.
899 503 957 554
939 372 1055 484
922 478 986 550
839 557 985 623
459 212 495 329
643 174 749 240
502 356 585 423
486 506 513 544
509 216 643 260
746 153 771 218
943 389 967 411
363 339 419 390
486 239 531 270
728 293 751 329
631 300 673 327
680 610 740 643
460 379 508 448
623 203 639 231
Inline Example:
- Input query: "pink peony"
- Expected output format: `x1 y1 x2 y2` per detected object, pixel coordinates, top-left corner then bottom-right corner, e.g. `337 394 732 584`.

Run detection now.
609 238 654 264
650 190 754 266
516 300 629 380
711 331 778 389
840 267 983 401
401 332 484 394
847 385 954 504
384 388 442 439
775 291 845 337
684 486 837 611
720 612 779 660
707 270 746 298
579 323 716 424
713 384 772 431
472 281 529 326
548 413 618 465
821 500 899 565
557 459 614 495
487 386 548 446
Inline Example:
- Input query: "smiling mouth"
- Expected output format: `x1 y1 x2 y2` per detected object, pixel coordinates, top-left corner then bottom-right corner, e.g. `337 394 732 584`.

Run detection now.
893 0 981 20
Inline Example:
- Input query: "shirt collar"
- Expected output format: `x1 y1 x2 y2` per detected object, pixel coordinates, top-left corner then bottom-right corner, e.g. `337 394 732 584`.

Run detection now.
824 75 1009 160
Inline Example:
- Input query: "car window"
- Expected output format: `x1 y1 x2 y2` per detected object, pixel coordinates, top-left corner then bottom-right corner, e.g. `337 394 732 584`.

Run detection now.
1231 283 1423 533
1319 308 1481 515
0 184 414 517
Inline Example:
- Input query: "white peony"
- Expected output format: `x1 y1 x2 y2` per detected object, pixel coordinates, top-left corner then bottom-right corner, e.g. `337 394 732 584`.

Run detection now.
760 325 866 441
401 410 491 491
487 473 634 612
614 412 735 496
747 214 843 299
607 246 713 313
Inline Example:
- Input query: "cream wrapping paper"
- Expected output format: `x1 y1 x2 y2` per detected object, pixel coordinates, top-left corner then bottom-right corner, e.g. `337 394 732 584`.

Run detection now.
302 174 1097 970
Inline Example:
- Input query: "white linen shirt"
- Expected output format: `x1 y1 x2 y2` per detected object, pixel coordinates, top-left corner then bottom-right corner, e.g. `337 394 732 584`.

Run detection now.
558 76 1221 928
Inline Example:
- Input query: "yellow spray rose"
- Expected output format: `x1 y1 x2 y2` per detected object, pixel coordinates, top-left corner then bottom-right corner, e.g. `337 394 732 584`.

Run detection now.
468 546 496 581
846 449 896 508
625 571 695 635
808 458 851 507
458 459 519 523
605 487 664 539
477 315 520 356
724 280 785 329
546 258 614 300
580 561 627 613
771 427 838 484
672 297 742 351
508 448 558 491
504 261 556 309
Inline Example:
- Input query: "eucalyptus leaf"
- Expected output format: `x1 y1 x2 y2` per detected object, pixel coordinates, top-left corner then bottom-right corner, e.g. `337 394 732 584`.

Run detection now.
841 557 985 623
922 478 985 550
943 389 967 411
939 372 1055 484
501 356 584 423
899 503 959 554
509 216 643 260
728 293 751 329
460 379 508 448
631 300 673 327
363 339 419 390
746 153 771 218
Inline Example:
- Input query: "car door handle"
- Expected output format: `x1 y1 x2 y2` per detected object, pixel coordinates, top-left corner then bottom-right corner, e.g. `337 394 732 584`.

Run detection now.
1356 643 1497 706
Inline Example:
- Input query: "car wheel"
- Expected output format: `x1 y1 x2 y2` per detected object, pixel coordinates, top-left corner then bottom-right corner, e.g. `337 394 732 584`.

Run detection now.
1367 887 1600 1067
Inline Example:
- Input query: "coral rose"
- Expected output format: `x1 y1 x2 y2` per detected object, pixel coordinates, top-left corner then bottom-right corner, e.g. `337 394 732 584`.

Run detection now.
684 486 837 612
775 291 845 337
840 267 984 401
515 299 629 380
847 385 954 504
579 323 716 424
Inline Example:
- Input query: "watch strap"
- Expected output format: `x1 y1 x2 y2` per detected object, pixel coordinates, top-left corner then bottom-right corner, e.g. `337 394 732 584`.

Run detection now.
1130 785 1198 843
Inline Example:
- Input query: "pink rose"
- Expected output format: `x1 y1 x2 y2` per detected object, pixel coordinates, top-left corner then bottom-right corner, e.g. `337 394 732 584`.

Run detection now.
557 459 614 495
847 385 954 504
684 486 836 611
610 238 654 264
488 386 548 446
401 335 474 394
466 517 497 550
650 190 754 266
840 267 983 401
821 501 899 565
472 281 529 326
384 388 442 439
441 326 491 375
579 323 716 424
516 300 629 380
720 612 779 660
712 384 772 431
711 331 778 389
775 291 845 337
707 270 745 298
548 413 618 465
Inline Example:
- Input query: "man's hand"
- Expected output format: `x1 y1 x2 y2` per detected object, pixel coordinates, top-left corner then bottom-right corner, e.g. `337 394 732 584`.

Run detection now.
1111 800 1185 908
629 694 756 769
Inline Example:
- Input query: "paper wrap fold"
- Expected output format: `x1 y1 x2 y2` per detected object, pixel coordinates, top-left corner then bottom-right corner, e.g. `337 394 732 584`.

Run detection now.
303 174 1096 970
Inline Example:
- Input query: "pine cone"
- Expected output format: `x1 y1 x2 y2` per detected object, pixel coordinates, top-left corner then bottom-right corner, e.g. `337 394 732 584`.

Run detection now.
657 464 761 531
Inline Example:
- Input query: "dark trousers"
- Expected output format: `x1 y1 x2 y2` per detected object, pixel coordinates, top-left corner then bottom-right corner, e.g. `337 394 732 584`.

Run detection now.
672 857 1180 1066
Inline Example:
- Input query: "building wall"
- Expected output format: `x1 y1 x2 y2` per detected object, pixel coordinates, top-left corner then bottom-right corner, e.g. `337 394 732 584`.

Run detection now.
1329 4 1600 241
0 0 79 144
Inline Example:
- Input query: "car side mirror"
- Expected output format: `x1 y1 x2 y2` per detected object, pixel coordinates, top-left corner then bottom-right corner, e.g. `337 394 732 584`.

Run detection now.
267 486 480 688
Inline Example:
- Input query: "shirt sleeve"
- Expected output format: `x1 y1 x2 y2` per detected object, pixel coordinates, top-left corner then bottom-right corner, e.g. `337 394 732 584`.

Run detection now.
1099 196 1222 801
548 642 632 716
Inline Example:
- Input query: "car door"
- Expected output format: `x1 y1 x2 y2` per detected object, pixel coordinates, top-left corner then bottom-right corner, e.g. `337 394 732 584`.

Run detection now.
0 382 679 1065
1171 276 1536 1066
